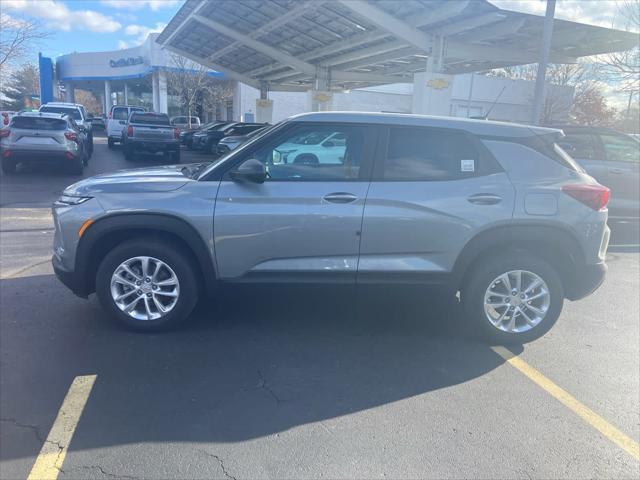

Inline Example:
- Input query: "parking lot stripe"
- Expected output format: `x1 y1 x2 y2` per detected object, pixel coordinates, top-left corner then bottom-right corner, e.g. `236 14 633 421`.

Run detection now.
492 346 639 461
27 375 97 480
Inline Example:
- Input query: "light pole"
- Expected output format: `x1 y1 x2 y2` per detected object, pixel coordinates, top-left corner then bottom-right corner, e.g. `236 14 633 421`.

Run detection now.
531 0 556 125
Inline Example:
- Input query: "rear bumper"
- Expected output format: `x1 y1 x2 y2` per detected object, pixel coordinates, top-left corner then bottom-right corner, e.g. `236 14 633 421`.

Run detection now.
52 255 88 298
1 148 79 162
125 139 179 152
565 262 607 301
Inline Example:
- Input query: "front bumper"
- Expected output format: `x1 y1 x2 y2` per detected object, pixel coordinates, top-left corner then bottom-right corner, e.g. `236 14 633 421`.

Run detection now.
52 255 88 298
565 262 607 301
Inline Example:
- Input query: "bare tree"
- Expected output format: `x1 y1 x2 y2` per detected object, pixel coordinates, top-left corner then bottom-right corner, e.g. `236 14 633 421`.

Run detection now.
0 14 50 69
598 0 640 94
165 54 234 127
75 90 102 116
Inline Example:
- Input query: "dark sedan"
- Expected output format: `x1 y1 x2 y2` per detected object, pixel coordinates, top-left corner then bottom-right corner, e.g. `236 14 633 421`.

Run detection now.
180 121 230 149
191 123 266 155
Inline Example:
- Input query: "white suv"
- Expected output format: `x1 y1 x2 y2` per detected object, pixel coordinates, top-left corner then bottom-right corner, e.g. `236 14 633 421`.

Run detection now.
107 105 145 148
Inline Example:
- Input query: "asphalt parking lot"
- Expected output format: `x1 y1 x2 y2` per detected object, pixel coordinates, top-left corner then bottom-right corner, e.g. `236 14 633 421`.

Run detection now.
1 132 639 479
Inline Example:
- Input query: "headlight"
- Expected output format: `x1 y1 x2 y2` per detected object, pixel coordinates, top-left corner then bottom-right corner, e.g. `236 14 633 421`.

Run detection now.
56 195 92 205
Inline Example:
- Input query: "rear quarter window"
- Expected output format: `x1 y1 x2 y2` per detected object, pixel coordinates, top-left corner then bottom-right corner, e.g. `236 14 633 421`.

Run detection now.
11 117 67 130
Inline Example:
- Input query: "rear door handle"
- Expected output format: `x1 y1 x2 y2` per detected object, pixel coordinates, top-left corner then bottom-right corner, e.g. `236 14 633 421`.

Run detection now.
467 193 502 205
609 168 627 174
323 192 358 204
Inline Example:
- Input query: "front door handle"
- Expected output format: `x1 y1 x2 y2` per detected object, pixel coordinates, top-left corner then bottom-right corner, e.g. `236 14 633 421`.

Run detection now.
609 167 627 174
467 193 502 205
323 192 358 204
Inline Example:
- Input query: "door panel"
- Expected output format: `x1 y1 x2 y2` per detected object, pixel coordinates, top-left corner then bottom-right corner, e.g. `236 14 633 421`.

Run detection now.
213 123 376 281
359 126 515 281
359 174 515 277
214 181 369 279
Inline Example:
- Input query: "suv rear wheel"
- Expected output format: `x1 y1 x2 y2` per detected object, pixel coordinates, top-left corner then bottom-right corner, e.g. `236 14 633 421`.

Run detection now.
463 253 563 344
107 138 114 148
96 239 198 331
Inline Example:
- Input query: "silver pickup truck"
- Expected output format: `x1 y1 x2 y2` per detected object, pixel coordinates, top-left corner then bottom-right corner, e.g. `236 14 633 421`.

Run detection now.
122 112 180 162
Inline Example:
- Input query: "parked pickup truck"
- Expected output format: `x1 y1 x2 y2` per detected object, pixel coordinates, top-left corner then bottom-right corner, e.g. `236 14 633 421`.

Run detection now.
122 112 180 162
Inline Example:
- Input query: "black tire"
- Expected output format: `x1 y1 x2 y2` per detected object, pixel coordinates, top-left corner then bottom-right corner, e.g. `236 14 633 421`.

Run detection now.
462 253 564 344
87 132 94 157
124 146 135 161
172 149 181 163
1 157 17 174
186 139 193 150
107 137 114 149
82 148 89 166
67 155 84 175
96 238 199 331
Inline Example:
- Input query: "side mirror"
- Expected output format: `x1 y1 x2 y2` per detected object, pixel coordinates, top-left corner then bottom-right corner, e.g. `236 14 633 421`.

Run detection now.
230 158 267 184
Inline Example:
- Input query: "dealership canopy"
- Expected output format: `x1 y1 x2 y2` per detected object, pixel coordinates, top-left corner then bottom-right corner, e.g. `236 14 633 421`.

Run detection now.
158 0 638 91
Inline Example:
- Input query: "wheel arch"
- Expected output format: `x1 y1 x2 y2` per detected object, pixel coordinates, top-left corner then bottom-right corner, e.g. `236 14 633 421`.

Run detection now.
451 223 586 296
76 213 216 296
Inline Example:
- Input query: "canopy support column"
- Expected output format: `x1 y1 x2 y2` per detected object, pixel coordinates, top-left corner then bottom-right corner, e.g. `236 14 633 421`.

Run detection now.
104 80 112 112
256 81 273 123
412 34 453 116
310 65 332 112
531 0 556 125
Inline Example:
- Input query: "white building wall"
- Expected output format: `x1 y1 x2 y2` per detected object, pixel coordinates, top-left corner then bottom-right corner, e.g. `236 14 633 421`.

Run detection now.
237 74 573 125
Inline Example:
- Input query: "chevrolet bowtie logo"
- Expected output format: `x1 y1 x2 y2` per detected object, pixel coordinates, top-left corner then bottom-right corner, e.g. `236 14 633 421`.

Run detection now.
427 78 450 90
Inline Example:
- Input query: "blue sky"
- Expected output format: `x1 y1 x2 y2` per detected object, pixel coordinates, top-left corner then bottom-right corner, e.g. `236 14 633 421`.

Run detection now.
2 0 183 58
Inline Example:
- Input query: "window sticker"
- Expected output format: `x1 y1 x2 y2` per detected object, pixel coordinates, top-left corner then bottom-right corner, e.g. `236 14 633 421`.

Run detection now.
461 159 475 172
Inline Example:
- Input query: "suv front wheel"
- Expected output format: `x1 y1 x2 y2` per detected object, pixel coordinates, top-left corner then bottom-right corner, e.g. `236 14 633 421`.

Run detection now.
463 254 564 344
96 239 199 331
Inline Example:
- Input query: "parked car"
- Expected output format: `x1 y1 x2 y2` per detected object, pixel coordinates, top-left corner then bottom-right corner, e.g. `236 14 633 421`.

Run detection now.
180 121 230 149
171 116 200 130
39 102 93 157
52 112 610 343
216 126 268 156
122 111 180 162
106 105 145 148
192 122 265 154
1 111 16 127
1 112 89 174
553 126 639 220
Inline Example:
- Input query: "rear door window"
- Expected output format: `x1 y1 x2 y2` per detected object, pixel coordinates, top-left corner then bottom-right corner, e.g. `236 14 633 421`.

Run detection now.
382 127 482 181
11 117 67 130
600 134 639 163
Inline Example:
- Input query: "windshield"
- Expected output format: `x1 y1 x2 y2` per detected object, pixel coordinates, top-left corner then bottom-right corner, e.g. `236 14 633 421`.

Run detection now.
39 106 81 120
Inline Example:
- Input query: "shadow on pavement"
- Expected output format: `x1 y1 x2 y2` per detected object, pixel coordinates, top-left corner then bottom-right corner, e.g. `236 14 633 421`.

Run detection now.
0 274 520 460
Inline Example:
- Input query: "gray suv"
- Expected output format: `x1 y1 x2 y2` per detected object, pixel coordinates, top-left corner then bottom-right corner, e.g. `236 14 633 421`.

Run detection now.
52 113 610 343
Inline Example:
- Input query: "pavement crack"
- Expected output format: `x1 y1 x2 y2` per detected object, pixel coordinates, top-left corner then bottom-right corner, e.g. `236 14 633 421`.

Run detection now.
256 368 281 405
67 465 141 479
0 417 45 444
197 449 238 480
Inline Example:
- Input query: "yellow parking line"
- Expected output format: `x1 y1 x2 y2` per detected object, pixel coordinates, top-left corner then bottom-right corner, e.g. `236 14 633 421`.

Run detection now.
493 346 639 461
27 375 97 480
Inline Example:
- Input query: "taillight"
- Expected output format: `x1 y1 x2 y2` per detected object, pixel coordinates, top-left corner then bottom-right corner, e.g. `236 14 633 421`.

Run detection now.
108 111 112 119
2 149 11 157
0 129 10 138
174 127 180 139
127 125 133 137
562 184 610 211
2 117 8 126
64 131 78 142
